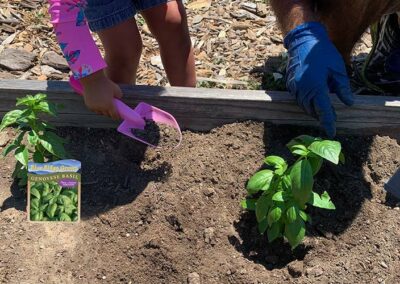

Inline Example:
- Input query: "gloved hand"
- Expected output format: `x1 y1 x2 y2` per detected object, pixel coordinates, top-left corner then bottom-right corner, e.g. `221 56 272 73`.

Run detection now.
284 22 354 137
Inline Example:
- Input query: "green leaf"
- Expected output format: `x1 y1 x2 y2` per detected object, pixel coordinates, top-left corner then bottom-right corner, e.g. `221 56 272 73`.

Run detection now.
267 206 282 226
267 222 282 243
290 159 313 206
308 140 342 165
34 101 57 116
241 199 256 211
64 206 73 215
14 146 28 167
40 203 48 212
45 131 67 144
287 135 318 148
308 191 336 210
30 198 39 210
281 175 291 191
2 143 18 157
264 156 288 175
0 110 23 131
30 187 41 199
299 210 311 223
31 213 41 221
71 187 78 195
59 213 72 222
39 132 66 159
57 195 72 206
27 131 39 146
42 193 54 203
37 211 44 221
286 206 298 223
246 170 274 194
2 131 25 157
33 93 47 101
256 194 272 222
272 191 286 202
290 145 309 156
56 205 65 216
258 218 268 234
41 184 51 197
284 218 306 249
61 190 76 199
309 156 323 176
46 203 58 218
54 185 62 196
16 95 37 107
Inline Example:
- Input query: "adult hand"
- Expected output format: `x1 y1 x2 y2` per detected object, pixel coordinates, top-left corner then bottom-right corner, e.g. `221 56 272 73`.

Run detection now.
80 70 123 120
284 22 354 137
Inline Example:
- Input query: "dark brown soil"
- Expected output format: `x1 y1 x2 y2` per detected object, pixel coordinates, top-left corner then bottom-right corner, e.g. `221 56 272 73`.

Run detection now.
0 122 399 284
132 120 180 149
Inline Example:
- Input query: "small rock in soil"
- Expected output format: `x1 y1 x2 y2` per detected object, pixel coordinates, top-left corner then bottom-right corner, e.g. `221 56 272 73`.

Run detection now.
288 260 303 278
203 227 215 244
187 272 201 284
202 187 215 197
0 48 36 71
41 51 69 70
305 266 324 277
0 132 10 147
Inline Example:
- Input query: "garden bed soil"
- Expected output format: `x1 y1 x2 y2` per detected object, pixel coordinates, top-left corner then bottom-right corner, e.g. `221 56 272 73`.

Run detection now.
0 122 399 284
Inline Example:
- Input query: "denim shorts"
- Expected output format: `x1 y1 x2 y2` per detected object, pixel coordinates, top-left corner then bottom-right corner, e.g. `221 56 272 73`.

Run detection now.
84 0 170 32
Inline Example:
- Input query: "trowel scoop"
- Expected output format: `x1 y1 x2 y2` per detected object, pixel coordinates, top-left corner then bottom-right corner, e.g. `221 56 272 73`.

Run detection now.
69 76 182 148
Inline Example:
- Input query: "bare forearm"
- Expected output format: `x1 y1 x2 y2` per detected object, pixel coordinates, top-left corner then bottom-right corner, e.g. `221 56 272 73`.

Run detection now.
270 0 317 35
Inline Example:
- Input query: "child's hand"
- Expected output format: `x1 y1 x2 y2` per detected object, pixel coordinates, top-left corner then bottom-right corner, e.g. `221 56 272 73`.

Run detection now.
80 70 123 120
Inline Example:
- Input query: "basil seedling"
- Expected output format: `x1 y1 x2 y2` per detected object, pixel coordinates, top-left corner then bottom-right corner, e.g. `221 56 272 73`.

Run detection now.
241 135 344 249
0 94 68 187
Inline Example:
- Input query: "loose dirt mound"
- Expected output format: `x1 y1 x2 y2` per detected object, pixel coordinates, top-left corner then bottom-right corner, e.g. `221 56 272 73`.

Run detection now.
0 122 399 283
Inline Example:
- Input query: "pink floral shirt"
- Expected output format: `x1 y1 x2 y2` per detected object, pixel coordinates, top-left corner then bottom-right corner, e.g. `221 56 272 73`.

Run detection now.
48 0 107 79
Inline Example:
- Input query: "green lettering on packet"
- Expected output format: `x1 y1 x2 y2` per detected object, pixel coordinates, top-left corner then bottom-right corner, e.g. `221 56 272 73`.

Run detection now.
27 160 81 222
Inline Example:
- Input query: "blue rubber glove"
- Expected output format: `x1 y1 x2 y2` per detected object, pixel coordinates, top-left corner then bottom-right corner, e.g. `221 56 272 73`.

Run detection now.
284 22 354 137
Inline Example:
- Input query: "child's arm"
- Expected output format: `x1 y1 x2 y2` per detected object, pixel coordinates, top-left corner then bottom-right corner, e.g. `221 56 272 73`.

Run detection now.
48 0 107 79
48 0 122 120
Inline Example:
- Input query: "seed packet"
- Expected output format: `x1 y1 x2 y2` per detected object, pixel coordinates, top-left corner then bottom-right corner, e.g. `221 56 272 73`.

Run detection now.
27 160 81 222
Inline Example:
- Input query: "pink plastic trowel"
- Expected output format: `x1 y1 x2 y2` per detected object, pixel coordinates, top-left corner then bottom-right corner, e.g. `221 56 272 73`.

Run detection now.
69 76 182 148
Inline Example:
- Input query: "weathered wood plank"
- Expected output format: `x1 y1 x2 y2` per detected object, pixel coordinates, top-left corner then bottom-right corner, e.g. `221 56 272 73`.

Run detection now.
0 80 399 137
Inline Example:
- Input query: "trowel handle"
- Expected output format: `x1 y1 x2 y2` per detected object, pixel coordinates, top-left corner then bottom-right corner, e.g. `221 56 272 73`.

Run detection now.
113 99 145 127
69 76 145 127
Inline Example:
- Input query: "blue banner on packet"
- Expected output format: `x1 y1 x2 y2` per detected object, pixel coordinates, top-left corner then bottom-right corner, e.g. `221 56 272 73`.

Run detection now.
28 160 81 175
